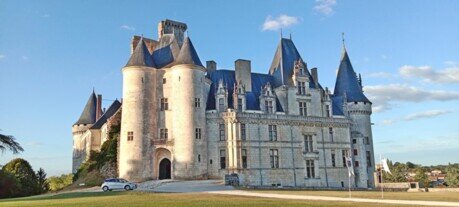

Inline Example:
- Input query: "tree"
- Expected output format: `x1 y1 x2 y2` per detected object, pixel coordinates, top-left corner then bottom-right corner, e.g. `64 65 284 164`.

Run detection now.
48 174 73 191
36 168 49 194
406 162 416 169
0 169 21 198
382 161 408 182
445 164 459 187
414 167 430 188
2 158 38 197
0 133 24 154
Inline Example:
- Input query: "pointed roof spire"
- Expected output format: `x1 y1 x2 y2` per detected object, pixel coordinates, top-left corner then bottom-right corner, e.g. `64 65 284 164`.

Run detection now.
333 39 370 103
125 37 155 67
74 91 98 125
174 37 203 67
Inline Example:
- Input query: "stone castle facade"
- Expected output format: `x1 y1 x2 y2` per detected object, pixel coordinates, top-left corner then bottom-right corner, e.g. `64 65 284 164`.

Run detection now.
72 19 375 188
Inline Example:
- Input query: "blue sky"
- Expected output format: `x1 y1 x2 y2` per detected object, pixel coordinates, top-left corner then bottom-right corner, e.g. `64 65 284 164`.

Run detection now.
0 0 458 176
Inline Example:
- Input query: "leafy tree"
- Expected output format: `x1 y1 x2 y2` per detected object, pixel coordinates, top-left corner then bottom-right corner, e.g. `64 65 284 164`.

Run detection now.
414 167 429 188
36 168 49 194
382 161 407 182
406 162 416 169
48 174 73 191
2 158 38 197
0 169 21 198
445 164 459 187
0 133 24 154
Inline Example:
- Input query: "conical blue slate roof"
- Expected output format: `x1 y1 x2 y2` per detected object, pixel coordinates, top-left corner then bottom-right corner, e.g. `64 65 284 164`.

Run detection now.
333 47 370 103
174 37 203 67
74 91 97 125
125 37 156 67
90 100 122 129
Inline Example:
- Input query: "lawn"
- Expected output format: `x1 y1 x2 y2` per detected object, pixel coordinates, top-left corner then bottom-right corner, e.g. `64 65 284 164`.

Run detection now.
249 189 459 202
0 191 399 207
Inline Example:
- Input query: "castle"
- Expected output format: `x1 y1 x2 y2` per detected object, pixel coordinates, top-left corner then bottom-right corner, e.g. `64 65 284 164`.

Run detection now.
72 19 375 188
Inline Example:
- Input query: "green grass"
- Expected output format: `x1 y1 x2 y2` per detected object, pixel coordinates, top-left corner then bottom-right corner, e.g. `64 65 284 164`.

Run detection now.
249 189 459 202
0 191 400 207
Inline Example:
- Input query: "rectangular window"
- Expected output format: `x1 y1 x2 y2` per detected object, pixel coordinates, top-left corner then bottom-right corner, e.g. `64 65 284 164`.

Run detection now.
242 149 247 169
160 129 168 139
265 100 273 113
326 105 331 117
352 139 357 144
366 151 372 167
218 98 225 111
268 125 277 141
195 98 201 108
306 160 315 178
299 101 307 116
195 128 201 139
220 150 226 169
127 131 134 141
342 150 347 167
355 161 360 167
219 124 225 141
304 135 313 152
297 81 306 95
237 98 243 112
270 149 279 168
329 127 334 142
160 98 168 111
241 123 246 140
365 136 370 145
331 152 336 167
353 149 358 156
162 78 166 84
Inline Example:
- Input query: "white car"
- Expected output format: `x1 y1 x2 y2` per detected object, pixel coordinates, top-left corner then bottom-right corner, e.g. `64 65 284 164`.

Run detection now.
101 178 137 191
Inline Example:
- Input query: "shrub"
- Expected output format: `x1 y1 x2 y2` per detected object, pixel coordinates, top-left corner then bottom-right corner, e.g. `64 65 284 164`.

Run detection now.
48 174 73 191
2 158 39 197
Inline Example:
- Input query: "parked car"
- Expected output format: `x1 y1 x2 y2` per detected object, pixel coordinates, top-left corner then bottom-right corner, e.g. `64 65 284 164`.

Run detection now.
101 178 137 191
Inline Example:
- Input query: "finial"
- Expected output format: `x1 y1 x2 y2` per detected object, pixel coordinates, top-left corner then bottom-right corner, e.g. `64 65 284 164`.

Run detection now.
280 28 283 39
92 87 95 93
341 32 345 49
289 31 292 40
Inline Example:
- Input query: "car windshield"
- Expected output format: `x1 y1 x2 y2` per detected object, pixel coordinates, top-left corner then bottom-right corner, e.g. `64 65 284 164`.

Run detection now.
119 179 128 183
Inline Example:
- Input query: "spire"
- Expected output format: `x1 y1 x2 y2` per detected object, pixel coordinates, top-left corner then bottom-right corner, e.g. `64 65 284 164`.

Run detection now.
74 91 98 125
174 37 203 67
125 37 155 67
333 41 370 103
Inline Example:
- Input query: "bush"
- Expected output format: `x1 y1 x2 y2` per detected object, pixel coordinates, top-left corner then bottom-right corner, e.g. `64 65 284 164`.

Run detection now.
48 174 73 192
0 169 21 198
2 158 39 197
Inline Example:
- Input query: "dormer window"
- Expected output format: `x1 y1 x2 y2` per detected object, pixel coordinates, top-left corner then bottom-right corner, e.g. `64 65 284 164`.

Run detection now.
265 100 273 114
297 81 306 95
237 98 243 112
218 98 225 112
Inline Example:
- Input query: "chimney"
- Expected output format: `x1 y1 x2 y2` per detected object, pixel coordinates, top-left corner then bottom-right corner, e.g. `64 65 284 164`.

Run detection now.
311 67 319 88
206 60 216 72
235 59 252 92
96 94 102 120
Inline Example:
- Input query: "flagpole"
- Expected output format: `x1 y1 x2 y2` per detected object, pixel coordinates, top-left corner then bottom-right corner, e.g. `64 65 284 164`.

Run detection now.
380 154 384 199
348 171 351 198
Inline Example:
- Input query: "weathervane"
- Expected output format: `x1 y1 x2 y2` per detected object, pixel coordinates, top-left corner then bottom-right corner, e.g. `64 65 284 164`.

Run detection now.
342 32 346 48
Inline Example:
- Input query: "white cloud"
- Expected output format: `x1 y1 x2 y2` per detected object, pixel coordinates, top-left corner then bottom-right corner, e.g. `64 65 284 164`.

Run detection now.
262 15 299 31
120 25 135 31
314 0 337 16
382 133 459 154
381 119 395 125
399 65 459 84
364 84 459 112
366 72 393 78
404 109 451 121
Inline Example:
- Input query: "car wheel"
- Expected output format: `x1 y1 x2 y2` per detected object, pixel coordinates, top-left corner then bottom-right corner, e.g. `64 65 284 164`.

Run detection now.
102 186 109 192
124 185 131 191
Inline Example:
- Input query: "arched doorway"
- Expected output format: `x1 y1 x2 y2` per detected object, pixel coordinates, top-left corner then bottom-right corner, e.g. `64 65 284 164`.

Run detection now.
159 158 171 179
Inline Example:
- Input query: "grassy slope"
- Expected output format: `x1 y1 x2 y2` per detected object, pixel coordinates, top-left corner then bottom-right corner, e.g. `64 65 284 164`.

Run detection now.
0 191 397 207
250 189 459 202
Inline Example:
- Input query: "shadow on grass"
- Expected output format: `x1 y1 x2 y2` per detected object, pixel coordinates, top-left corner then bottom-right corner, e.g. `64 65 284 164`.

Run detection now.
0 191 129 202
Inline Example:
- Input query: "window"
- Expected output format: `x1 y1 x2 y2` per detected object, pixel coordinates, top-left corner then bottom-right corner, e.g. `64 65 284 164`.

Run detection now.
304 135 313 152
352 139 357 144
342 150 347 167
218 98 225 111
195 128 202 139
195 98 201 108
331 152 336 167
268 125 277 141
241 124 246 140
242 149 247 169
355 161 359 167
364 137 370 145
198 154 201 162
160 98 168 111
162 78 166 84
237 98 243 112
299 101 307 116
297 81 306 95
265 100 273 114
353 149 358 156
329 127 334 142
160 129 168 139
219 124 225 141
326 105 331 117
270 149 279 168
306 160 315 178
220 150 226 169
366 151 372 167
127 131 134 141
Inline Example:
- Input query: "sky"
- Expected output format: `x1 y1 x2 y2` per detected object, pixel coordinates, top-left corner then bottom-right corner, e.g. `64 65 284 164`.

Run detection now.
0 0 458 176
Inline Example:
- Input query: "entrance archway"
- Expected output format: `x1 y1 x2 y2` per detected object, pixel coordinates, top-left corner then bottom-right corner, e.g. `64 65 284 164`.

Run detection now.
159 158 171 180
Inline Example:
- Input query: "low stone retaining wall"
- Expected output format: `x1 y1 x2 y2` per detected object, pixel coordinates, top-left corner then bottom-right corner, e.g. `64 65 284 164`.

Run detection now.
428 188 459 192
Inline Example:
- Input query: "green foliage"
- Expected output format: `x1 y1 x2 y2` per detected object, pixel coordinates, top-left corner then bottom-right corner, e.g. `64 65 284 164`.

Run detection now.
48 174 73 191
36 168 49 194
0 133 24 154
2 158 38 197
0 169 21 198
382 160 407 182
413 168 429 187
445 164 459 187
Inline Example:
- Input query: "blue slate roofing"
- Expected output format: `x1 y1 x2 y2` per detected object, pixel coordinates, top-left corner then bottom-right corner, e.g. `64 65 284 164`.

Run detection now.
90 100 122 129
152 44 174 68
74 91 97 125
333 47 370 103
330 95 345 116
268 38 320 88
206 70 283 112
125 37 156 68
174 37 203 67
